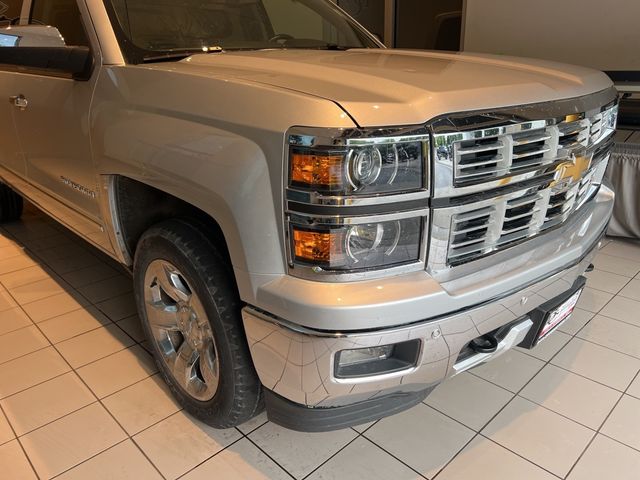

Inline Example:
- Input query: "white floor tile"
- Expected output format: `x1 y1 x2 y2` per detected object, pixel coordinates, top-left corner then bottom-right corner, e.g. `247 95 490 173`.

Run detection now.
249 421 357 479
0 409 15 445
425 372 513 431
578 315 640 359
558 308 594 336
601 395 640 451
1 372 95 435
592 252 640 278
0 308 32 336
520 364 621 429
552 337 640 391
134 411 241 479
306 436 420 480
181 438 291 480
627 374 640 399
56 324 134 368
38 307 111 344
76 345 157 399
600 295 640 327
585 269 631 294
437 435 556 480
482 396 594 477
56 440 162 480
0 325 49 365
471 349 545 393
519 330 571 362
576 287 613 313
618 279 640 302
567 434 640 480
600 240 640 263
364 403 474 478
20 403 127 479
102 375 180 436
0 440 37 479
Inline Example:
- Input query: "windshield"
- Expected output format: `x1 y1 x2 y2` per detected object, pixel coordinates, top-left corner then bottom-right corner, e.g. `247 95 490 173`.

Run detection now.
106 0 381 62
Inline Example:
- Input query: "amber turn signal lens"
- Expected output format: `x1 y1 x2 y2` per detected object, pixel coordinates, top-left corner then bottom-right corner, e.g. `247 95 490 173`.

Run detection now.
293 229 341 264
290 152 344 189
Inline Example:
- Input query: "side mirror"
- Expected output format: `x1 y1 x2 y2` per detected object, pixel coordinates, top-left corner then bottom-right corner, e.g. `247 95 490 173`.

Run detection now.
0 25 93 80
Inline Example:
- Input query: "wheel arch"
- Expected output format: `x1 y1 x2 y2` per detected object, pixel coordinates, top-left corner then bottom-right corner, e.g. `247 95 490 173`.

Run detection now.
104 174 234 271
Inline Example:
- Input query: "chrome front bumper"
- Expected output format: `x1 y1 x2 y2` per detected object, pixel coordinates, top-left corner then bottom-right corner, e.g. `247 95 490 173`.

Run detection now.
243 251 595 408
242 184 612 422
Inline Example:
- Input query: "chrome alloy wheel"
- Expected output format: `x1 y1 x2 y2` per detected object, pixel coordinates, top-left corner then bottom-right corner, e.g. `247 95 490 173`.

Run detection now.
143 260 219 401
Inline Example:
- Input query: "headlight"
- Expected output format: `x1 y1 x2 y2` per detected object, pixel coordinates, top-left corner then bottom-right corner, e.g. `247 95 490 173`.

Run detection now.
290 216 424 272
288 131 428 197
286 127 430 280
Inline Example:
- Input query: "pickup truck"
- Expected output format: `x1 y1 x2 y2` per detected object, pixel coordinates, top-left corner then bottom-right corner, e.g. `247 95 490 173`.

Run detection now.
0 0 617 432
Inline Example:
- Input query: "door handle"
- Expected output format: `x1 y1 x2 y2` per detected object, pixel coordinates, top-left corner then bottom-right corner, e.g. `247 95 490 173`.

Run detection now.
9 94 28 111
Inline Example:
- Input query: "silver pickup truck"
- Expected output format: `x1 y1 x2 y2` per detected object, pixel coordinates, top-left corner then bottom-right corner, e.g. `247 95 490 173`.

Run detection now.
0 0 617 431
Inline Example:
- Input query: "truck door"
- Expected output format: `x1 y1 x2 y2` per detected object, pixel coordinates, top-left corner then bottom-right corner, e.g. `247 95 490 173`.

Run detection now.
9 0 101 221
0 0 26 178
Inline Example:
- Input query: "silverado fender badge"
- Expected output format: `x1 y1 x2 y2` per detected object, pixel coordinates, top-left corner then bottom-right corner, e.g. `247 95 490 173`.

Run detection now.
60 176 97 199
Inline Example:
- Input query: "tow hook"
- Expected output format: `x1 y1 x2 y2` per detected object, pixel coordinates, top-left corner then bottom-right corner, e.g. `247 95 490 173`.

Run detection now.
469 335 499 354
585 263 595 273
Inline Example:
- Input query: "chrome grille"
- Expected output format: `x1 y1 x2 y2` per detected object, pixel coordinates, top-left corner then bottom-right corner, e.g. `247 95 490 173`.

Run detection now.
428 98 618 273
437 174 603 268
433 102 618 199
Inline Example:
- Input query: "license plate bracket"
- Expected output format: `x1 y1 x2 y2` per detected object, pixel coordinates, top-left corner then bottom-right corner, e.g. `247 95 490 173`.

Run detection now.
519 276 586 349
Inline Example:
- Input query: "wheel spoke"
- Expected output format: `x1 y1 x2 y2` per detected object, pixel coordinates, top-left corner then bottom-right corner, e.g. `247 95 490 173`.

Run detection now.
158 264 192 304
198 341 219 391
173 340 198 390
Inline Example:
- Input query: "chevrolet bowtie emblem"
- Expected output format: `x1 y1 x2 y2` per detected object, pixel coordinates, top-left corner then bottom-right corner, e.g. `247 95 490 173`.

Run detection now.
552 153 591 188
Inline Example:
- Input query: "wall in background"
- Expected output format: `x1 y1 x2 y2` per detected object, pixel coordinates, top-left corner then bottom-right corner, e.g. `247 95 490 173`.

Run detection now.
463 0 640 74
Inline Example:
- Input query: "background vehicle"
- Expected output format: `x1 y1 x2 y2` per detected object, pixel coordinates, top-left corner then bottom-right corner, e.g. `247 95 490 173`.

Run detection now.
0 0 616 431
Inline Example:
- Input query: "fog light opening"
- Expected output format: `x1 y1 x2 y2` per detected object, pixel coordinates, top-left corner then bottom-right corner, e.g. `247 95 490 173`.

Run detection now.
334 340 421 379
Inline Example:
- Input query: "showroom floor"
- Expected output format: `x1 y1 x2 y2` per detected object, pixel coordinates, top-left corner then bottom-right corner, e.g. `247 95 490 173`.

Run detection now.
1 205 640 480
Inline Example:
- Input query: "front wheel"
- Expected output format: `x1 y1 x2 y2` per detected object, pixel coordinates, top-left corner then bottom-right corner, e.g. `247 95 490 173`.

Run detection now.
134 219 263 428
0 182 23 223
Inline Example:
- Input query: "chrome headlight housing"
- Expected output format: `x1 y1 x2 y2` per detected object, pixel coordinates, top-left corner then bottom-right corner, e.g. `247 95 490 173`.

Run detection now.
285 126 430 280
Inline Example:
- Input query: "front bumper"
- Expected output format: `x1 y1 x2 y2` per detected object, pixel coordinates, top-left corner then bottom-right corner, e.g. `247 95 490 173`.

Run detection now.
242 184 613 430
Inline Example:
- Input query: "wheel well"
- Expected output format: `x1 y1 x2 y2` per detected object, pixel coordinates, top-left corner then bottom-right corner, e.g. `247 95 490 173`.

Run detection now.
113 176 231 266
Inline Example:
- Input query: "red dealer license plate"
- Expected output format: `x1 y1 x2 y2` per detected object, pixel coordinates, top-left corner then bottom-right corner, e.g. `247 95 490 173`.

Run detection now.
538 288 583 342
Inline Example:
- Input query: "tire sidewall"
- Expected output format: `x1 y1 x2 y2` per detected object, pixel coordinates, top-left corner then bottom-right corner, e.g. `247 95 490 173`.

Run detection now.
134 224 243 423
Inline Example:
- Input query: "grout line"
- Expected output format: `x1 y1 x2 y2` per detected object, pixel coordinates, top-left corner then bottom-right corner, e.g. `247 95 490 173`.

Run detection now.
0 403 41 480
241 434 299 480
171 434 248 480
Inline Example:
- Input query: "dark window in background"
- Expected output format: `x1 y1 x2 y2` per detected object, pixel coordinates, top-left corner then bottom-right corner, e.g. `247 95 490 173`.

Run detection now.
30 0 89 46
0 1 22 25
337 0 384 41
395 0 462 50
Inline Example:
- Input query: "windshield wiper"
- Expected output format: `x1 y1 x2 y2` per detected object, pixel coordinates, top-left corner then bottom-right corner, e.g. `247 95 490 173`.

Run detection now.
143 46 224 63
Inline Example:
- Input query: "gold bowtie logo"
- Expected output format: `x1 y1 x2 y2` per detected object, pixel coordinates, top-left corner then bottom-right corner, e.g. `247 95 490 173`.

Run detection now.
553 154 591 187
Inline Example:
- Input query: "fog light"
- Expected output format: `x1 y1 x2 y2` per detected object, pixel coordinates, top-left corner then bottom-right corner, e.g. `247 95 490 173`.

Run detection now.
335 340 421 379
338 345 394 367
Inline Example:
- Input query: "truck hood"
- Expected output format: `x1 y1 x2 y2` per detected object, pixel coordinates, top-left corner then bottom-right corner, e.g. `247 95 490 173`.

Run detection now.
177 49 614 126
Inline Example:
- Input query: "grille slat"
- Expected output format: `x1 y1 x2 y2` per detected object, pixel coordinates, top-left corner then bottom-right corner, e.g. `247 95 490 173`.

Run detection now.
457 141 503 154
433 102 618 269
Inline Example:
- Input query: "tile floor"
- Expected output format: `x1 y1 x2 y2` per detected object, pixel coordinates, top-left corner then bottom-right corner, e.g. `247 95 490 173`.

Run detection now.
1 204 640 479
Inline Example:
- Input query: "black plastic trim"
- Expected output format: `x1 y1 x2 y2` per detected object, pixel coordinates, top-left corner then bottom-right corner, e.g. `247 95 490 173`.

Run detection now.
0 46 93 80
519 275 587 349
264 385 435 432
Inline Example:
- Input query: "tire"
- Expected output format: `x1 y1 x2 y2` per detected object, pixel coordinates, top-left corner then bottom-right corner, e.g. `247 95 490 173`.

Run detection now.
0 182 23 223
133 218 263 428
